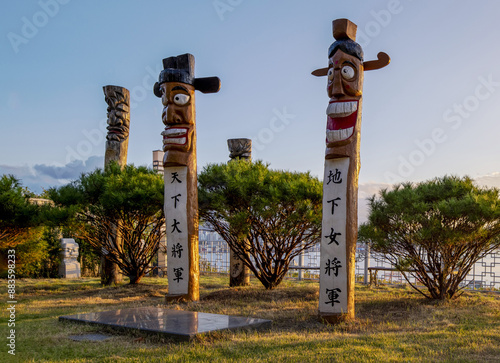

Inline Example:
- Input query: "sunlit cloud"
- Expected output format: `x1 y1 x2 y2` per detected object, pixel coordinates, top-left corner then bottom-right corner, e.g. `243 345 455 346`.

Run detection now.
357 172 500 224
474 172 500 189
0 156 104 194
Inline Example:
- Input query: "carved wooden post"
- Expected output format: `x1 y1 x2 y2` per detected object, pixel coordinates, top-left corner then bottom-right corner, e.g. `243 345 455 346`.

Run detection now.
227 138 251 287
154 53 220 302
101 85 130 285
312 19 390 323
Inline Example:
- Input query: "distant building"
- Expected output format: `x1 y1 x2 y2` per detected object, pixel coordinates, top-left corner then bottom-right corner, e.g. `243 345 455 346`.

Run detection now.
152 150 164 173
29 198 54 206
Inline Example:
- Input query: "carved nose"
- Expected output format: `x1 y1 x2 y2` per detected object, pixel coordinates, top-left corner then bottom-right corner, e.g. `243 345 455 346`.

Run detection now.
163 107 184 125
113 112 123 126
107 113 122 126
331 74 345 98
172 113 183 124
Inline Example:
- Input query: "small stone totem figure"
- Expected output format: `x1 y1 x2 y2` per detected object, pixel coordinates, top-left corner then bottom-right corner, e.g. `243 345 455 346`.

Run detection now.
312 19 390 323
102 85 131 285
59 238 81 278
154 53 220 302
227 138 252 287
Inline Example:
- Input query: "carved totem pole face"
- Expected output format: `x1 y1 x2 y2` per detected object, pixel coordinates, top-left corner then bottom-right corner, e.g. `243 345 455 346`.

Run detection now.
313 18 390 159
104 86 130 142
326 49 363 149
227 138 252 160
154 53 220 167
160 82 196 161
103 85 130 172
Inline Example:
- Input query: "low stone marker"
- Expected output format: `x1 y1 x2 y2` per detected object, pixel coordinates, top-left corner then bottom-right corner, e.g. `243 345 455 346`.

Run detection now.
59 238 80 278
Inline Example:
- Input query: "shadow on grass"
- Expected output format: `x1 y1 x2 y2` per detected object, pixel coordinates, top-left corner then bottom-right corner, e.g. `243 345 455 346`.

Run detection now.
11 277 500 345
9 276 500 362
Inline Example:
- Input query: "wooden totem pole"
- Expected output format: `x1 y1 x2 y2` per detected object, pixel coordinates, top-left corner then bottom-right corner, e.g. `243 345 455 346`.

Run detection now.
227 138 251 287
102 85 131 285
154 54 220 302
312 19 390 323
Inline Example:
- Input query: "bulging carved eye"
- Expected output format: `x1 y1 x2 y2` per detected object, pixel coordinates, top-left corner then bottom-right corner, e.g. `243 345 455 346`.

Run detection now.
173 93 190 106
327 68 334 81
341 65 355 80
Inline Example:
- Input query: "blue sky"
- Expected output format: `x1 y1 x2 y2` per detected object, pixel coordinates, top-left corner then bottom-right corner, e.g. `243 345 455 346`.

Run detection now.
2 0 500 221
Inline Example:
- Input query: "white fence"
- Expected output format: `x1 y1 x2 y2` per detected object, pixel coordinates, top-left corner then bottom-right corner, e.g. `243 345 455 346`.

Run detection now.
198 227 500 290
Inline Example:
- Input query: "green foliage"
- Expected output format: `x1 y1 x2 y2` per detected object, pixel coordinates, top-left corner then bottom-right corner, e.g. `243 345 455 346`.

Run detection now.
359 175 500 299
72 234 100 277
0 174 41 247
13 227 62 278
11 277 500 362
49 163 165 284
0 174 60 278
199 160 322 289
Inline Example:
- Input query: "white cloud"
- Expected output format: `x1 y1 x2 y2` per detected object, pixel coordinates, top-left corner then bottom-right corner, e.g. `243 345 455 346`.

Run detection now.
474 172 500 189
0 156 104 194
357 172 500 224
358 181 393 224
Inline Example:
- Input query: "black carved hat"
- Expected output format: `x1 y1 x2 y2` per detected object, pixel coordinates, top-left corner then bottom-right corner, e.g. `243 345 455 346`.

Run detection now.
312 19 390 77
153 53 221 97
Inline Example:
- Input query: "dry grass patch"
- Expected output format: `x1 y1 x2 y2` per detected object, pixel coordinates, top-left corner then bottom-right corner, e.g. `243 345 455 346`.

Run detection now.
1 274 499 362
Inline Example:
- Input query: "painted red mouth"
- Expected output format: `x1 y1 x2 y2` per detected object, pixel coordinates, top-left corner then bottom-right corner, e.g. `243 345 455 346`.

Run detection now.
326 100 358 143
162 127 188 146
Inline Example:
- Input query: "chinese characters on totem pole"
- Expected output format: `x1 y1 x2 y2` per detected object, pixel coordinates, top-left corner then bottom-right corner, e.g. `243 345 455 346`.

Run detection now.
154 53 220 302
101 85 131 285
227 138 252 287
312 19 390 323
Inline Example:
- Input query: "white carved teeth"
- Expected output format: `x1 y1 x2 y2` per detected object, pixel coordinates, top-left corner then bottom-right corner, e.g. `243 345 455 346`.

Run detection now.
162 128 187 137
326 127 354 142
164 137 187 145
326 101 357 117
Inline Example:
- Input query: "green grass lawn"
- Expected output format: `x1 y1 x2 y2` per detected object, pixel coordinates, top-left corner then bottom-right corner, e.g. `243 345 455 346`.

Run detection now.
1 274 499 362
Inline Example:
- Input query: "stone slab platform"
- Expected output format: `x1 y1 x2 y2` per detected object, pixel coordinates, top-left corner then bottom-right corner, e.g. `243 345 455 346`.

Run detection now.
59 307 271 341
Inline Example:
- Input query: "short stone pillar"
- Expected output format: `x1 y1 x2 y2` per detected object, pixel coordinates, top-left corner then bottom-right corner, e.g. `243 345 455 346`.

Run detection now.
59 238 81 278
227 138 251 287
